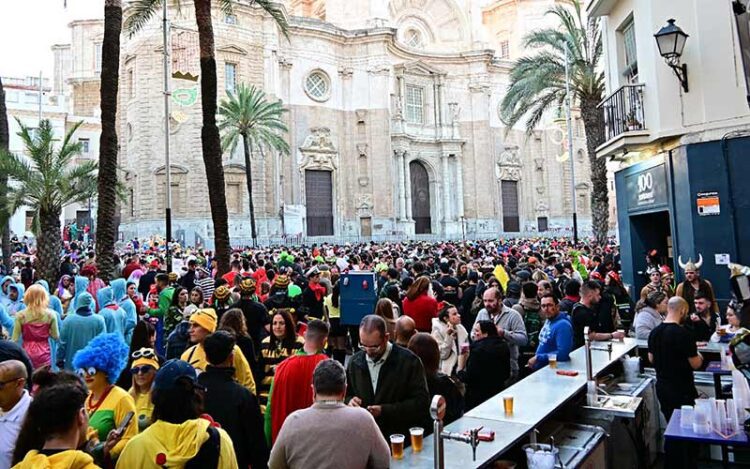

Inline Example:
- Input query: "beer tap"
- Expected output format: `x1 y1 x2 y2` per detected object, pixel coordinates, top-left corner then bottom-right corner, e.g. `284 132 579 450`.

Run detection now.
431 395 482 469
584 326 613 405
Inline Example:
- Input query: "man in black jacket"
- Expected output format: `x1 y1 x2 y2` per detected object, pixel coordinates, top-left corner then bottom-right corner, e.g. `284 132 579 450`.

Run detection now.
346 315 430 442
199 331 269 469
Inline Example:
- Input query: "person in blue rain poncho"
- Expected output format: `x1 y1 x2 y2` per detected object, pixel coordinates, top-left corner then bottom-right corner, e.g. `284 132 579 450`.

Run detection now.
97 286 127 340
57 292 106 370
111 278 138 344
70 275 89 312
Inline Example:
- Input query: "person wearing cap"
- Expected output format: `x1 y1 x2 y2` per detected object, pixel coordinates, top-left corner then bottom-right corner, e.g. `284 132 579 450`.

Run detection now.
301 267 326 320
57 293 107 371
235 278 269 358
115 359 239 469
210 284 234 321
128 348 160 431
199 331 269 469
138 259 160 301
264 275 297 312
180 308 256 395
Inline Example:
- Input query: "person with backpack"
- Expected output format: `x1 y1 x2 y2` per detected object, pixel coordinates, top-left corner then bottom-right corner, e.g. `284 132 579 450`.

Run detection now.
116 359 238 469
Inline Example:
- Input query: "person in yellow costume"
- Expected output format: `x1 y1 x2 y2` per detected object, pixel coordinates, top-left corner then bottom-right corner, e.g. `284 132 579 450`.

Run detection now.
72 333 137 462
128 348 160 431
13 381 116 469
180 308 256 394
116 360 238 469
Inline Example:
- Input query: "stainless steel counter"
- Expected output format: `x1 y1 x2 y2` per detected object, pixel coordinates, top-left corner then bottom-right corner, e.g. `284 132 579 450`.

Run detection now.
390 417 532 469
392 339 638 467
634 338 728 354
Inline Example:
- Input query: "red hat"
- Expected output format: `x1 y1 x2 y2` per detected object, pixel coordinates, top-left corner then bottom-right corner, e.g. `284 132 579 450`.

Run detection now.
659 265 672 274
607 271 621 283
150 260 160 268
590 271 603 280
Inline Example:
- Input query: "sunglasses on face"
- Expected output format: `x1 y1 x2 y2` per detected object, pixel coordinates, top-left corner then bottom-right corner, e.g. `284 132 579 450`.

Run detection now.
76 367 98 378
132 348 156 359
131 365 155 375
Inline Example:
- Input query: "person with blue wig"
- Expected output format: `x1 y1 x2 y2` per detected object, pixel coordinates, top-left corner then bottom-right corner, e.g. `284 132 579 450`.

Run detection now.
73 333 137 461
57 293 106 371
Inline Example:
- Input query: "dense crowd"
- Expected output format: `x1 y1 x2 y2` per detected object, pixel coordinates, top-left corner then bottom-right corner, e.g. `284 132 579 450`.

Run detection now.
0 235 742 469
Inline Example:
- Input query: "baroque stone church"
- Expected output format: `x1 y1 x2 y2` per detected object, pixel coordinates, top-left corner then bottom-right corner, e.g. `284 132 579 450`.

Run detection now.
57 0 603 245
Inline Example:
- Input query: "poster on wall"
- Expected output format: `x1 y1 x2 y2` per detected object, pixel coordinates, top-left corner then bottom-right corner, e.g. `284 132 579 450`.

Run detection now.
696 191 720 216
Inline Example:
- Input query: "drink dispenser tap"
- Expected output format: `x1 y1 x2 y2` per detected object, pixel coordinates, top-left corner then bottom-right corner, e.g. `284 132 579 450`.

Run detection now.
431 395 481 469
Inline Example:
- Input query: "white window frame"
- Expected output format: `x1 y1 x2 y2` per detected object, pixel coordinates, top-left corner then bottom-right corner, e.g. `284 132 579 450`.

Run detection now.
405 85 424 124
304 70 331 102
94 42 103 73
79 138 90 154
621 18 638 82
225 62 237 93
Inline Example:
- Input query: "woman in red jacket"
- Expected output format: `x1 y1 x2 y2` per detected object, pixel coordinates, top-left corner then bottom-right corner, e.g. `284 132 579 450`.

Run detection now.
402 276 438 332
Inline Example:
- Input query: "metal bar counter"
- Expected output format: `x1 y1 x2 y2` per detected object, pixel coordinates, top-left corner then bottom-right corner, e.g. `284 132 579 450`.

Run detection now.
392 339 638 467
467 338 638 425
634 338 728 354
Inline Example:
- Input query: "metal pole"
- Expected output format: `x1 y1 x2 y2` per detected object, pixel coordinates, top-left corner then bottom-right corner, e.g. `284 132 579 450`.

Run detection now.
564 44 579 245
38 71 43 124
162 0 173 272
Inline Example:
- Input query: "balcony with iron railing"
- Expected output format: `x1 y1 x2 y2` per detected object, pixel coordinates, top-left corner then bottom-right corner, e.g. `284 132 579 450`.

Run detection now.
598 83 647 143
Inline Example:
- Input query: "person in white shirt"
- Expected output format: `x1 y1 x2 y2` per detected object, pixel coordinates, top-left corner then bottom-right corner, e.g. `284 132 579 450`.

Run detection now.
0 360 31 469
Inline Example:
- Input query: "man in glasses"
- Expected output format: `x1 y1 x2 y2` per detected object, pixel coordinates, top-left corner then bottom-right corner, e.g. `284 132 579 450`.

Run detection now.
346 315 430 442
0 360 30 469
527 294 573 370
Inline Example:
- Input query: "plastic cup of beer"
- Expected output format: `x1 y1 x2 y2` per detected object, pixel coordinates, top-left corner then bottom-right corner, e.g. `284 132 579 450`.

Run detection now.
616 329 625 342
502 395 514 415
390 434 405 459
409 427 424 452
548 353 558 369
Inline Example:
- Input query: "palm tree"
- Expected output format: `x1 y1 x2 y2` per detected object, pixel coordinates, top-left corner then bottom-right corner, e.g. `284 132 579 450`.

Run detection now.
0 77 11 269
498 0 608 245
125 0 288 275
0 119 98 284
219 83 289 247
95 0 123 281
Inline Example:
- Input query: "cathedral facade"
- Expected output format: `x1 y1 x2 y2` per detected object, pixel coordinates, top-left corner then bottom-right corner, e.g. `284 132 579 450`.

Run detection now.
59 0 602 246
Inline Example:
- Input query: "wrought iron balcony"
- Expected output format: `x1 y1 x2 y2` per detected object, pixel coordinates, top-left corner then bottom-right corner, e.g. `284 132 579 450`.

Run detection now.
598 84 646 142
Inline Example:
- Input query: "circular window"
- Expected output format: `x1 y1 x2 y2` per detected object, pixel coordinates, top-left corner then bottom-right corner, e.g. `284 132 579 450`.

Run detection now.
304 70 331 102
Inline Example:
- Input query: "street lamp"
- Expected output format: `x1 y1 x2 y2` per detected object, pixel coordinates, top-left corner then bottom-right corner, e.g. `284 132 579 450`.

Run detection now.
654 19 689 92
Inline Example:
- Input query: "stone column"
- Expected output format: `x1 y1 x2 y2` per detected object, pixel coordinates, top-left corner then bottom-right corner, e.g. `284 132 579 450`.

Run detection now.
455 155 465 219
404 154 412 220
441 153 450 221
396 150 407 220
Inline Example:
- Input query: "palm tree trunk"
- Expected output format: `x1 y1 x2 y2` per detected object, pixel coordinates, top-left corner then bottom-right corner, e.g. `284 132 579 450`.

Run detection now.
95 0 122 282
580 95 609 245
38 208 62 286
0 77 10 270
242 134 257 247
194 0 230 276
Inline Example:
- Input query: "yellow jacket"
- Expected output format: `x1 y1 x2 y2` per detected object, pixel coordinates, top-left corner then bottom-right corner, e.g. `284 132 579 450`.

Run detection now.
13 450 99 469
115 418 237 469
181 343 256 394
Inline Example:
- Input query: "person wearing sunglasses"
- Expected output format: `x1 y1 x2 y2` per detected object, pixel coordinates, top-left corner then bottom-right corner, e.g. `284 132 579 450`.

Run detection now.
72 333 137 463
128 348 160 432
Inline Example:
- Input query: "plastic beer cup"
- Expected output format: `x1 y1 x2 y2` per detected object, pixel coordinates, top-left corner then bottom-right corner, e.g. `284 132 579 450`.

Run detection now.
390 434 405 459
503 395 514 415
548 353 557 369
410 427 424 452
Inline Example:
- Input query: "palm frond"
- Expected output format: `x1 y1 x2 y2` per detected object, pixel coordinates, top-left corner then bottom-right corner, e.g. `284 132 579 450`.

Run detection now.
250 0 289 38
124 0 162 36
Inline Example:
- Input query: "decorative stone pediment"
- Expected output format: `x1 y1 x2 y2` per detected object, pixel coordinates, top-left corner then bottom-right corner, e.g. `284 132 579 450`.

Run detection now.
217 45 248 55
356 194 373 214
394 60 446 77
536 199 549 213
299 127 338 171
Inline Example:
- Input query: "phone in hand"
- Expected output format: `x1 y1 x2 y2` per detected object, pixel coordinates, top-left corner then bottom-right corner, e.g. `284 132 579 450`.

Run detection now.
115 411 135 436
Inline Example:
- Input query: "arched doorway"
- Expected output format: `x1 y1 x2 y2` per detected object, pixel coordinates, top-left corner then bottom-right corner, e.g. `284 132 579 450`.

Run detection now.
410 160 431 234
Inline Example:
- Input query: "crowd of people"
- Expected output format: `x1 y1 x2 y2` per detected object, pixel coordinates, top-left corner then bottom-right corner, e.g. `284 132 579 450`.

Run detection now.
0 235 744 469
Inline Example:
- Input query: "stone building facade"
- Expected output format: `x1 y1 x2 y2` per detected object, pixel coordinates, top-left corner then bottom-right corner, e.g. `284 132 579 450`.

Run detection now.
57 0 605 246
